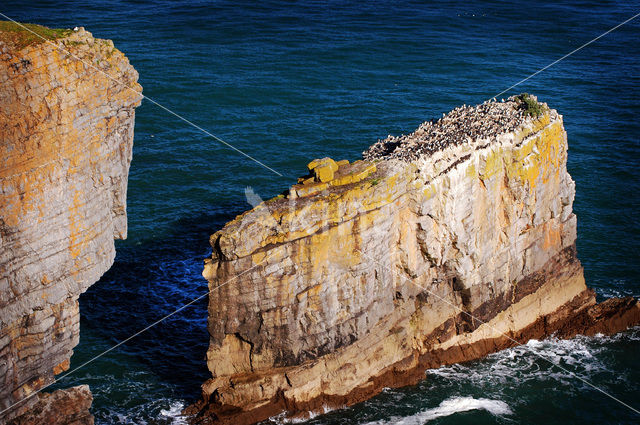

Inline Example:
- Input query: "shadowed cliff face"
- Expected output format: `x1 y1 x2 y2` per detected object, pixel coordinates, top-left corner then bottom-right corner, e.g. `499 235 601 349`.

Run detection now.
0 23 141 423
191 98 640 424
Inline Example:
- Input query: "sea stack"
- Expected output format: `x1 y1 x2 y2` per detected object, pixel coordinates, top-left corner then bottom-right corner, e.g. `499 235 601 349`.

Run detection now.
0 23 141 423
191 95 640 424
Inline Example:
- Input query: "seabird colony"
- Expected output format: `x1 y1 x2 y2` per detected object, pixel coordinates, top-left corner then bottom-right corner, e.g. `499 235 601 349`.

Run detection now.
363 95 539 162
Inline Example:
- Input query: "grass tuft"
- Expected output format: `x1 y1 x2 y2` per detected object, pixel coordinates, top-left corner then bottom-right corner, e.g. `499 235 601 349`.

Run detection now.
517 93 546 118
0 21 71 50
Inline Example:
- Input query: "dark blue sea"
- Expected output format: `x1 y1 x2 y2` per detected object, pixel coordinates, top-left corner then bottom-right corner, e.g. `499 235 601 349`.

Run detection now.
3 1 640 423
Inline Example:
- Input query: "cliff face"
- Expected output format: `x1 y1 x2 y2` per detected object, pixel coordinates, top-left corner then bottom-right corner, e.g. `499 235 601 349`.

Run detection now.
0 24 141 422
193 97 640 424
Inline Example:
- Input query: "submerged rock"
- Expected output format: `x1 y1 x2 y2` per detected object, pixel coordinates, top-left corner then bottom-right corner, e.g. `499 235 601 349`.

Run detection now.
189 97 639 424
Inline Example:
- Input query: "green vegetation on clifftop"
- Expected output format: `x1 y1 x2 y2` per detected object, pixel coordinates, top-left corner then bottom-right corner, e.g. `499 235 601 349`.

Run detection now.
0 21 71 50
518 93 546 118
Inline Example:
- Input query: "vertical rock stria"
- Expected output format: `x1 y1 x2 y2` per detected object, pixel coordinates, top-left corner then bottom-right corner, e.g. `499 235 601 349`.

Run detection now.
0 23 142 423
192 97 640 424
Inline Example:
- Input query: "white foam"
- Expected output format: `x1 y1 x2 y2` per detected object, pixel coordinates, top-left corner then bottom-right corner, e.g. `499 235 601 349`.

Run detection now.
268 405 338 424
159 401 187 425
427 332 627 388
592 281 638 299
365 396 512 424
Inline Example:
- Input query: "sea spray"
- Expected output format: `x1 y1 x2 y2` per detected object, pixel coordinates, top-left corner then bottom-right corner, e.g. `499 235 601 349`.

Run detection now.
364 396 512 424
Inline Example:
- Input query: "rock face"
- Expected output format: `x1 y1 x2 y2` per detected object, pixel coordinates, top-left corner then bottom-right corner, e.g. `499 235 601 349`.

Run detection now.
6 385 93 425
0 23 141 423
192 97 640 424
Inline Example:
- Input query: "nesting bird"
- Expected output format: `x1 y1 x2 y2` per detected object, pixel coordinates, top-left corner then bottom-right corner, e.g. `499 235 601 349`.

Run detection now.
363 95 534 162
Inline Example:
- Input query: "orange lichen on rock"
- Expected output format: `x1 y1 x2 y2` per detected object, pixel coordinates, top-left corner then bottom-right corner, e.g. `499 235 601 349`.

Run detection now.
190 100 640 425
0 22 141 423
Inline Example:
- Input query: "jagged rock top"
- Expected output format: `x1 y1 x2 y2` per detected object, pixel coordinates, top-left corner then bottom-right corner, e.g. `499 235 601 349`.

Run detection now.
363 94 547 162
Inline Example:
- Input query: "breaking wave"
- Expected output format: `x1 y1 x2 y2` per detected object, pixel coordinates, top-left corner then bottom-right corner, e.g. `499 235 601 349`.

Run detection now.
364 396 512 424
159 401 188 424
427 327 640 390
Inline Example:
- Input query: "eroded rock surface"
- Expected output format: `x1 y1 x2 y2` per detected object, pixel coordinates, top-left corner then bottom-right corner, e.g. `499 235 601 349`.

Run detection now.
191 96 639 424
0 23 141 423
6 385 93 425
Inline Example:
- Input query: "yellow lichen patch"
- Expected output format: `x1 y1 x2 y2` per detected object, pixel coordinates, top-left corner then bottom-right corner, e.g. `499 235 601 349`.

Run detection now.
293 182 328 198
251 250 269 266
308 157 338 172
534 120 564 185
314 163 336 182
515 111 551 141
309 231 332 270
215 163 413 257
329 162 376 187
514 136 536 161
506 155 540 190
306 158 358 183
297 176 315 185
465 161 477 179
533 111 551 129
480 147 505 179
353 163 377 181
330 173 355 186
290 161 379 199
504 116 564 191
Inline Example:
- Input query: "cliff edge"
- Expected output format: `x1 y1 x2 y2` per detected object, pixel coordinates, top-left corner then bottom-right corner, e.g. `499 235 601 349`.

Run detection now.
0 22 142 423
191 95 640 424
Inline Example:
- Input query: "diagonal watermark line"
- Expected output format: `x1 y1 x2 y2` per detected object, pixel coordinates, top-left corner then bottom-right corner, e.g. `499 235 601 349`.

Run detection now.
2 9 638 177
0 252 275 417
0 11 287 178
1 6 638 422
242 189 640 416
492 11 640 99
355 249 640 415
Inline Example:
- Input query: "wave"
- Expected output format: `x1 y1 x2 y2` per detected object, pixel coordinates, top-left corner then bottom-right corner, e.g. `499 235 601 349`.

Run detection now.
159 401 188 425
94 398 188 425
593 282 638 299
427 327 640 391
364 396 512 424
268 405 338 424
253 329 640 425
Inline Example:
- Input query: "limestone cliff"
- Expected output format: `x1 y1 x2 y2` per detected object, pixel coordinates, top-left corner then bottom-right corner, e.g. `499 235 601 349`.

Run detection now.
191 96 640 424
0 23 141 423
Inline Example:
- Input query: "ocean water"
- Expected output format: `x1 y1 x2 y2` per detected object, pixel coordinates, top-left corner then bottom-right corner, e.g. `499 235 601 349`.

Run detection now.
3 0 639 423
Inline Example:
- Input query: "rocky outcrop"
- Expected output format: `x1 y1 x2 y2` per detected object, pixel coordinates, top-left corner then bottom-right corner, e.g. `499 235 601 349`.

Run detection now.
191 96 640 424
6 385 93 425
0 23 141 423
